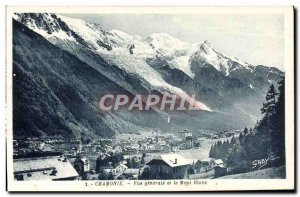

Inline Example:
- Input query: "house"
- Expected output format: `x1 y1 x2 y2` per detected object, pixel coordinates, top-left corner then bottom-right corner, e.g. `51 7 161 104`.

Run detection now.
178 129 192 139
83 144 96 153
189 159 202 173
211 159 224 168
114 163 128 174
104 168 116 176
113 146 123 153
88 156 99 171
226 132 234 137
81 157 90 172
123 154 143 162
146 153 190 179
185 136 193 148
211 134 220 139
70 156 90 174
51 141 82 153
123 168 140 179
211 159 227 177
214 165 227 178
41 144 53 152
200 158 213 172
13 156 78 181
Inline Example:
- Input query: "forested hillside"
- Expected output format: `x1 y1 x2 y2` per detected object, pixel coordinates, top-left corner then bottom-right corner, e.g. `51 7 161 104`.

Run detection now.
209 76 285 175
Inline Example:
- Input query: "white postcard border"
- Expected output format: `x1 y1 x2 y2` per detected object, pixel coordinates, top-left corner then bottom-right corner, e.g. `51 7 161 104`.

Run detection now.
6 6 294 191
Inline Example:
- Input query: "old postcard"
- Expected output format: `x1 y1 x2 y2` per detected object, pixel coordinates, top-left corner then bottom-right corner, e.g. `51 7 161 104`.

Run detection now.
6 6 294 191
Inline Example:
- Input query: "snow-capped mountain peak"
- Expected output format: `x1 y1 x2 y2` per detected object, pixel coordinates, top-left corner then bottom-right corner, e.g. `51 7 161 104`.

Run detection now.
12 13 285 138
13 13 273 113
191 40 254 76
144 33 190 55
13 13 254 77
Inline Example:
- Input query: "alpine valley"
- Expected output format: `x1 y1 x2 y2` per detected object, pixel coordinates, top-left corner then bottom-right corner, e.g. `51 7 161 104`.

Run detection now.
12 13 284 139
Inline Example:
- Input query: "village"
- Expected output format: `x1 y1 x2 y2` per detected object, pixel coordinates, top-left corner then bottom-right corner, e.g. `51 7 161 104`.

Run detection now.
13 129 244 181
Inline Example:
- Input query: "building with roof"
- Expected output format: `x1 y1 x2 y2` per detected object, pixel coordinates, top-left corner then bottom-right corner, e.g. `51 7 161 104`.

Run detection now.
178 129 194 149
214 165 227 178
212 159 225 168
69 156 90 175
51 141 82 153
189 159 202 173
200 158 213 172
211 159 227 177
123 168 140 179
13 156 78 181
185 135 193 148
178 129 192 139
146 153 190 179
114 163 128 174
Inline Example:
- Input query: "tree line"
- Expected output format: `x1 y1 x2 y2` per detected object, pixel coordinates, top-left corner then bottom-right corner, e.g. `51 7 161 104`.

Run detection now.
209 76 285 174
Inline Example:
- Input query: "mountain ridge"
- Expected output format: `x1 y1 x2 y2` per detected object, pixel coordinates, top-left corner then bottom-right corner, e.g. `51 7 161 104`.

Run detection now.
12 13 284 138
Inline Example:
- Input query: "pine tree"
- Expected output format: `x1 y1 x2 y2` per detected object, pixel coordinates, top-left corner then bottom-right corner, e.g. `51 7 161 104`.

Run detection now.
261 84 278 163
139 166 151 180
141 152 146 165
213 77 286 174
276 76 285 129
209 144 214 158
273 76 285 165
244 127 248 135
225 139 246 173
261 84 277 115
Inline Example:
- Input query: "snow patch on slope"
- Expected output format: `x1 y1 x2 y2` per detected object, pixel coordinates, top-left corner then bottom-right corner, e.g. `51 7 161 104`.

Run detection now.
14 13 260 112
54 15 211 111
57 14 107 50
141 33 196 78
99 50 211 111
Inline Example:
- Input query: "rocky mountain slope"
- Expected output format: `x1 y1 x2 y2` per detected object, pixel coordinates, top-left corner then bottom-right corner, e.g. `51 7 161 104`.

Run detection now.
12 13 284 138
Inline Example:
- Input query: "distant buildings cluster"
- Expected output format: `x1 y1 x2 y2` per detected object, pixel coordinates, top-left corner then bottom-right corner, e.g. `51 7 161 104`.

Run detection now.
200 129 244 139
146 154 226 179
13 128 233 181
13 153 226 181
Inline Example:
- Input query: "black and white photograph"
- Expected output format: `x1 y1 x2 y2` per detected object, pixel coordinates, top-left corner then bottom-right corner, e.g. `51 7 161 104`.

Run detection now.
5 6 294 192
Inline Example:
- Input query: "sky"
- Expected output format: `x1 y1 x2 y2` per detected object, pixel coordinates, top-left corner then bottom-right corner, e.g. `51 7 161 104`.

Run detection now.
63 14 284 70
